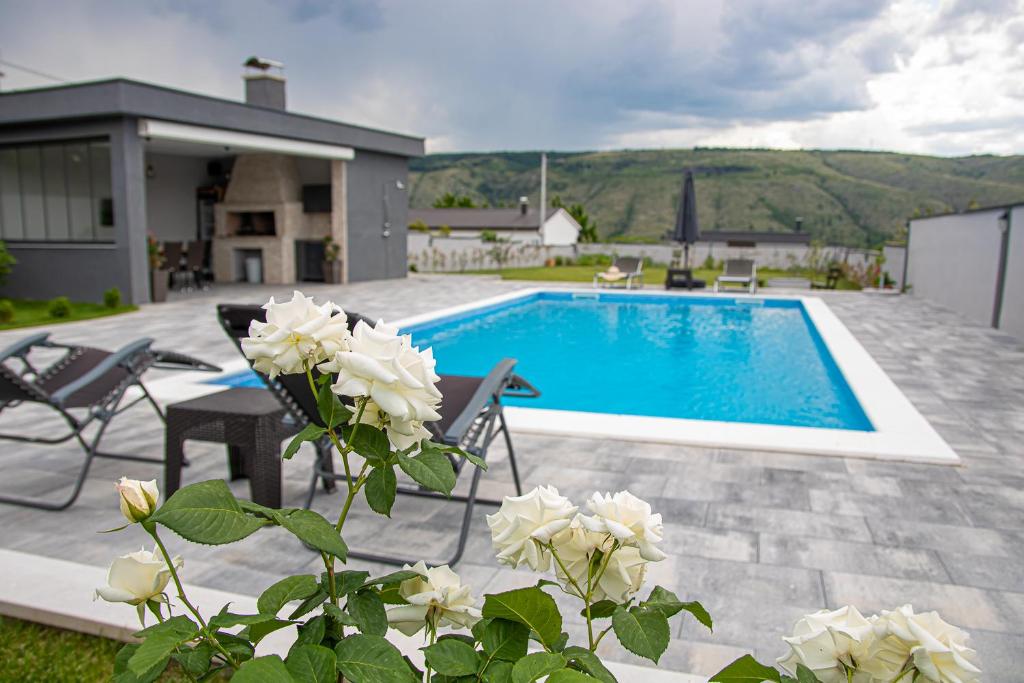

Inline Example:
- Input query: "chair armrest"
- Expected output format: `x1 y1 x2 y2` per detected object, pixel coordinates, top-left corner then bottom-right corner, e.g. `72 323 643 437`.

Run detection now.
503 373 540 399
50 338 154 406
0 332 51 363
151 349 221 373
441 358 518 445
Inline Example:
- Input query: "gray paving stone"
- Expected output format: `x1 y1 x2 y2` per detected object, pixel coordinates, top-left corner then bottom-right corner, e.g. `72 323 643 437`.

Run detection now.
866 518 1024 559
939 554 1024 592
706 503 873 542
759 533 950 582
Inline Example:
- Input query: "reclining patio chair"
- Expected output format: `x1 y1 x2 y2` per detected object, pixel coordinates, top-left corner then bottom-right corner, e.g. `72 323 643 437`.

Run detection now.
593 257 644 290
0 332 219 510
216 304 539 567
714 258 758 294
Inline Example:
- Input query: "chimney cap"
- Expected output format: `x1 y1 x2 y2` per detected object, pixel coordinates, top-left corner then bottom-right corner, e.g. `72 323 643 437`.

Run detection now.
244 56 284 72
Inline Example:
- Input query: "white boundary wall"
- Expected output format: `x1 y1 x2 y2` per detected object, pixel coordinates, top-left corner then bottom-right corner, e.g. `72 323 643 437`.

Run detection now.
907 205 1023 339
408 232 876 273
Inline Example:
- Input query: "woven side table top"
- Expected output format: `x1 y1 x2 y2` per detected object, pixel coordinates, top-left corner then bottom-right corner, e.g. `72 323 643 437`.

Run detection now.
167 387 288 418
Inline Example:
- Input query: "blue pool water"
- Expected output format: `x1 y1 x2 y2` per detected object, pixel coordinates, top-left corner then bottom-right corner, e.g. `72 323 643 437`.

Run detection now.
209 292 873 431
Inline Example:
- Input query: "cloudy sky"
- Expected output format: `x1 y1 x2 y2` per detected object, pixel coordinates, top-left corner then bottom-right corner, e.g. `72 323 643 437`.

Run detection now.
1 0 1022 156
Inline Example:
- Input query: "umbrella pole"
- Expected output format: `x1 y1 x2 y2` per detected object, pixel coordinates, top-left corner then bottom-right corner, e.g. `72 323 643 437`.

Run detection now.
683 243 690 270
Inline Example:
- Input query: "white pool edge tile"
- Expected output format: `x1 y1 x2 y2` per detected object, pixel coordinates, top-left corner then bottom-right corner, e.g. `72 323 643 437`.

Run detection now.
0 548 702 682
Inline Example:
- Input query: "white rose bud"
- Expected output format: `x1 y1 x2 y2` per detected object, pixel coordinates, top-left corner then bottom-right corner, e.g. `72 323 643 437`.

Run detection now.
578 490 666 561
386 561 481 636
95 547 182 606
116 477 159 523
777 606 880 683
552 516 647 603
486 486 578 571
870 605 981 683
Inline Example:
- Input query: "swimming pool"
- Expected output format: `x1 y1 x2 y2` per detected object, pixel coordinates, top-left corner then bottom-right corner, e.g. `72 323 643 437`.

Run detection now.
195 288 957 464
405 292 871 431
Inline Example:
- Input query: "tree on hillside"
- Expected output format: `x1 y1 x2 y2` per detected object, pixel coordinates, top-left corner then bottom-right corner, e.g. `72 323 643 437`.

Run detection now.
551 195 599 243
433 192 477 208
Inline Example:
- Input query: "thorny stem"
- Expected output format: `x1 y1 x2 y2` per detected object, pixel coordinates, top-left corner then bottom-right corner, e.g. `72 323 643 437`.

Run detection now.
148 527 241 670
546 543 585 600
424 624 437 683
584 540 618 651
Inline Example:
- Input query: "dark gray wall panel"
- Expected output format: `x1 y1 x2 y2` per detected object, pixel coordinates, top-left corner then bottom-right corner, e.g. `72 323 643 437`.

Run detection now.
1 245 123 302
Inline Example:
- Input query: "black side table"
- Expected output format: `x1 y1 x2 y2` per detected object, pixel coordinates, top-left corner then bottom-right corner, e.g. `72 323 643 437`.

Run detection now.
665 268 707 290
165 388 298 508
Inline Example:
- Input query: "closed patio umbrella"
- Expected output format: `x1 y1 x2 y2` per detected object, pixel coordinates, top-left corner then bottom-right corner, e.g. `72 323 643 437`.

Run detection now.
674 170 700 268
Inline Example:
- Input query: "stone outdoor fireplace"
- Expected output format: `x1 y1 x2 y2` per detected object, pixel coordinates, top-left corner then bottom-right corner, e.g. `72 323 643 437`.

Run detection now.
212 153 346 284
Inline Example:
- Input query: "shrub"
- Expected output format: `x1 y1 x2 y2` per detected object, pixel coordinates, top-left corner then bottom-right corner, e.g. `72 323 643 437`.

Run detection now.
702 254 716 270
0 240 16 285
409 220 429 233
480 230 499 243
103 287 122 309
553 255 566 266
576 253 613 266
408 263 418 272
48 296 72 319
439 225 452 237
0 299 13 323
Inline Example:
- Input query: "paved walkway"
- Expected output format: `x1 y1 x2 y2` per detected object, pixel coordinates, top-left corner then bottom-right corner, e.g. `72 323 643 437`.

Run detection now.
0 276 1021 679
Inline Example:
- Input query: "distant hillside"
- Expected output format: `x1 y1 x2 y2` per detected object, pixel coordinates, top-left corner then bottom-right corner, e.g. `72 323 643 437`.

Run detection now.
408 149 1024 246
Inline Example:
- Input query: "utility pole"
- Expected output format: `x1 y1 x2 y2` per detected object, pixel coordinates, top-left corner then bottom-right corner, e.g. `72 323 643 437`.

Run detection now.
539 152 547 242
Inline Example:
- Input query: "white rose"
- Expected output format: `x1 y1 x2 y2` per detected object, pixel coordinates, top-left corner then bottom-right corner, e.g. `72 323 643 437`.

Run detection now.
777 606 880 683
352 400 433 452
486 486 578 571
322 320 442 423
578 491 666 561
386 561 481 636
116 477 159 523
241 291 350 378
95 547 182 606
871 605 981 683
551 516 647 603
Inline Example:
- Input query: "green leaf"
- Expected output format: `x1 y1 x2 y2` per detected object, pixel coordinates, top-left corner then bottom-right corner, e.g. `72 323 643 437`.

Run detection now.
349 425 392 462
317 382 352 428
422 638 481 677
288 589 329 620
347 589 389 636
238 500 287 524
396 449 456 495
511 652 567 683
641 586 713 632
233 655 295 682
336 570 371 596
482 660 514 683
709 655 783 683
481 587 562 651
293 615 327 649
128 616 199 679
257 575 319 616
581 600 618 620
150 480 271 545
243 618 295 644
209 611 277 630
286 644 337 683
281 509 348 559
611 605 670 663
795 664 820 683
547 671 597 682
113 643 164 683
561 647 617 683
362 570 420 588
214 631 256 663
481 619 529 661
335 634 415 683
284 424 327 460
172 642 215 679
324 603 360 627
365 465 398 516
422 440 487 471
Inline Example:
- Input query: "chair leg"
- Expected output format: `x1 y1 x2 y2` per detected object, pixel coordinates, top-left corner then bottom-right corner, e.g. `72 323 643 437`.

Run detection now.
498 410 523 496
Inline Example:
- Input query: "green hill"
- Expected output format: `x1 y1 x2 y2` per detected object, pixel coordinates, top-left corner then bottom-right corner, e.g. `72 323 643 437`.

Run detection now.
408 149 1024 246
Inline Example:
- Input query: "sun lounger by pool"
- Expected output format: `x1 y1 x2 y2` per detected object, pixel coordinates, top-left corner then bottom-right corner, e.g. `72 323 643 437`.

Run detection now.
594 257 644 289
714 259 757 294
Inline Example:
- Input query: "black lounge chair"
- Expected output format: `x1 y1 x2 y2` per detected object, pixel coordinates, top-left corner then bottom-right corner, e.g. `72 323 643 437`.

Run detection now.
0 332 219 510
811 265 843 290
216 304 539 567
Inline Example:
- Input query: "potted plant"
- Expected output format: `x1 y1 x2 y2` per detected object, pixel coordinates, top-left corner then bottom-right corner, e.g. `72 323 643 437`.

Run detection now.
322 235 342 284
147 236 168 303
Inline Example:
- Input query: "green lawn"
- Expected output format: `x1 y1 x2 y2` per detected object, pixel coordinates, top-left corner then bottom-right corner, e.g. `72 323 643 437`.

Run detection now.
0 615 194 682
0 299 137 331
448 265 861 289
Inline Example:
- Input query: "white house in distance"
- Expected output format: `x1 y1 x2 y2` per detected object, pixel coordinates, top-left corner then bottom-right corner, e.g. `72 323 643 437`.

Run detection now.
408 197 580 245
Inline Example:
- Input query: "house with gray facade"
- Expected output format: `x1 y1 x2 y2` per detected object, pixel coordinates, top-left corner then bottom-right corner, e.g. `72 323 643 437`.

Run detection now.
0 63 423 303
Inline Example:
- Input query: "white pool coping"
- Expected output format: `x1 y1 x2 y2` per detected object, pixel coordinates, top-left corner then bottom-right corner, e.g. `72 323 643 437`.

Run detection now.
0 548 702 682
395 288 959 465
147 287 957 465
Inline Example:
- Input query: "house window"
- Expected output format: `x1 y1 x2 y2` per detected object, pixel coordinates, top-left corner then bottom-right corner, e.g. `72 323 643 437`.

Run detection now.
0 139 114 243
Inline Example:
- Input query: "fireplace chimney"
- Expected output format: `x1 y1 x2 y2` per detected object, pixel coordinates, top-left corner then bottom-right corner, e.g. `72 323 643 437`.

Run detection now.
519 196 529 216
243 56 286 110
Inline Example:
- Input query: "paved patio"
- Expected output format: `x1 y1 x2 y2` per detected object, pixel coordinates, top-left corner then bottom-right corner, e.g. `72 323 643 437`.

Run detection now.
0 275 1021 680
